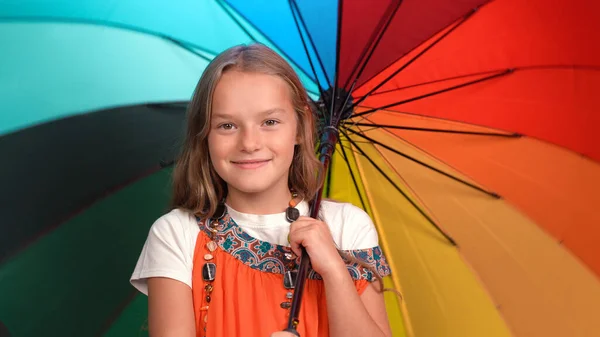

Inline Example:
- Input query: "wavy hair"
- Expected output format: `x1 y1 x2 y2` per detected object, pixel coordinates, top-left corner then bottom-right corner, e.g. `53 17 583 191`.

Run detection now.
170 43 323 219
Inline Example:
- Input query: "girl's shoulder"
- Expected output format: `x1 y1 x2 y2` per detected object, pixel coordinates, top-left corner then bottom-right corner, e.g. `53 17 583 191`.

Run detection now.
319 199 373 224
318 200 380 250
130 208 201 295
145 208 202 244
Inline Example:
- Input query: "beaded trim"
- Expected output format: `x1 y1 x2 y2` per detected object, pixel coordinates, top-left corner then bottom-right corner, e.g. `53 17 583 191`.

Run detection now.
196 214 391 281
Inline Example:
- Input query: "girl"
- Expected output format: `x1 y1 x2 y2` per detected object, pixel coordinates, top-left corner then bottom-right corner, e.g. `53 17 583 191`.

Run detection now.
130 43 393 337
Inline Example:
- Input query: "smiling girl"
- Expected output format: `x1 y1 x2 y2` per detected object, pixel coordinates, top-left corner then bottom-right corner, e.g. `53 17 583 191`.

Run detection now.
130 43 392 337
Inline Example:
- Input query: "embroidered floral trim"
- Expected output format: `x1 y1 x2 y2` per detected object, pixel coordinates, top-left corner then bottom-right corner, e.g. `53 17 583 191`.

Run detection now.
308 246 391 282
197 215 391 281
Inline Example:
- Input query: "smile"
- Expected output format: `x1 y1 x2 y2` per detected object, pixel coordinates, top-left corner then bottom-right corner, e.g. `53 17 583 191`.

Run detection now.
231 159 270 169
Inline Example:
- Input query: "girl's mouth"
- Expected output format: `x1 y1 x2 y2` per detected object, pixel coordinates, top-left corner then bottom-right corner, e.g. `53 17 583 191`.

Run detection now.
231 159 270 169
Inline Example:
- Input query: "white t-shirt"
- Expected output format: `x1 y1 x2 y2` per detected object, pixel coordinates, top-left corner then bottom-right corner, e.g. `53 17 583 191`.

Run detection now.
130 200 380 295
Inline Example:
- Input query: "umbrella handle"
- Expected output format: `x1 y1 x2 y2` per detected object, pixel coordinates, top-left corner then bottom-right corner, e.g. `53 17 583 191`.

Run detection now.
284 247 311 335
284 126 339 335
285 184 325 334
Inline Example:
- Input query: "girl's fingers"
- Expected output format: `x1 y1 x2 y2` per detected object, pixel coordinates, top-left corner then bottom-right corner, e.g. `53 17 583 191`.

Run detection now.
271 332 298 337
289 216 313 228
288 221 315 257
288 220 329 255
286 216 345 278
289 237 302 257
289 217 325 234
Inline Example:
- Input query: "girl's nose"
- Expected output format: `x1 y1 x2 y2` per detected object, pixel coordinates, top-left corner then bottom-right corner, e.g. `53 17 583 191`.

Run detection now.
240 127 262 152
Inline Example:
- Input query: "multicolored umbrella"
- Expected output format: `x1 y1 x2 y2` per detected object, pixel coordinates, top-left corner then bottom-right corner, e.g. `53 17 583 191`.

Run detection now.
1 0 599 336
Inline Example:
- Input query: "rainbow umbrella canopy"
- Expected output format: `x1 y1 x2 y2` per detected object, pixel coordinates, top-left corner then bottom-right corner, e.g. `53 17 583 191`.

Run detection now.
1 0 600 336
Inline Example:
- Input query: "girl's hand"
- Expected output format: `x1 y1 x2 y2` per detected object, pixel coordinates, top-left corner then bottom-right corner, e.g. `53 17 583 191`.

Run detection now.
288 216 346 279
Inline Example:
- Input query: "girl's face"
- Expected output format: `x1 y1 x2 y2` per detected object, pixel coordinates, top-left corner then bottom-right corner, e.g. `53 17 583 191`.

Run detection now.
208 70 299 196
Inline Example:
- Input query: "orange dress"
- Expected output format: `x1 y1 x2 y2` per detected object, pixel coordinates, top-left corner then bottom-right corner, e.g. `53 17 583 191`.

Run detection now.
190 213 391 337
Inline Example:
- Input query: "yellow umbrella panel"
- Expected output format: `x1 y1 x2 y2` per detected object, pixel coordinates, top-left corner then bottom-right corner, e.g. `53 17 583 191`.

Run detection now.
326 114 600 337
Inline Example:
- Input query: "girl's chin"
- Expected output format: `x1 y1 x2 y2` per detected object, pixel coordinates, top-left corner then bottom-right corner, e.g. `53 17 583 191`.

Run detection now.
228 184 273 195
225 178 288 196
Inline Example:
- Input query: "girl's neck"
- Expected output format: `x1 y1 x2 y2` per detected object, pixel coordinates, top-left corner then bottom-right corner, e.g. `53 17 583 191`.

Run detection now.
225 186 293 215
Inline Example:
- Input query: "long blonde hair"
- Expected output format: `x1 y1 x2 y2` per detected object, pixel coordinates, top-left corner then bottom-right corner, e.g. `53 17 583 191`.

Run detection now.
171 43 323 219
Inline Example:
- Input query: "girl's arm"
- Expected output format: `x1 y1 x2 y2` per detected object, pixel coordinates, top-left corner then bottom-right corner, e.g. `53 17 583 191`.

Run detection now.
322 265 392 337
147 277 196 337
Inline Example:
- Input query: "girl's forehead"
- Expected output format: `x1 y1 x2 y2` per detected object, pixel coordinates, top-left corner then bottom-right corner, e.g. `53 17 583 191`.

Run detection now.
212 71 295 117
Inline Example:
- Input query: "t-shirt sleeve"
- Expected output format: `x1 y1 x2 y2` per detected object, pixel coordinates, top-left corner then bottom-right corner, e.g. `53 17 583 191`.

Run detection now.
339 203 392 283
130 210 195 295
342 203 381 250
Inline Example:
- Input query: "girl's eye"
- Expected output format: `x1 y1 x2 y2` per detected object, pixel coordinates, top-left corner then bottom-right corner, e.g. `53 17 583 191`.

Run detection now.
264 119 279 126
219 123 234 130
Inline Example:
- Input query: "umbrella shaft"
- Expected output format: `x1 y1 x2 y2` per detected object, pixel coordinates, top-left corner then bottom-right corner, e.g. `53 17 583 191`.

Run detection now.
286 126 339 334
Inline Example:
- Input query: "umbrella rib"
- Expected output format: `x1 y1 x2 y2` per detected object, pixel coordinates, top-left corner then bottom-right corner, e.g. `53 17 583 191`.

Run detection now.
289 0 334 90
342 0 403 91
336 0 402 127
163 37 214 62
344 139 372 145
353 68 513 119
338 142 360 155
336 141 372 162
337 138 368 211
351 107 519 135
379 124 504 204
347 125 381 134
288 0 330 122
215 0 257 42
345 127 500 198
0 16 219 62
344 6 479 114
218 0 321 87
352 68 507 98
340 129 457 246
345 122 520 138
353 64 600 99
307 89 321 98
